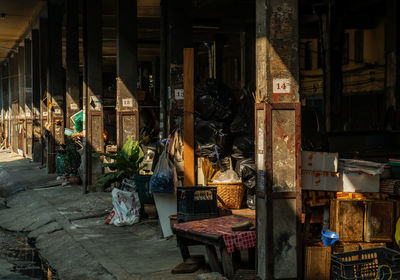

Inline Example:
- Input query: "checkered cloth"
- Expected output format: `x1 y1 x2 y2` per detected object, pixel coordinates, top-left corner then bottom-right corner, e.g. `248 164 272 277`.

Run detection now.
174 215 256 253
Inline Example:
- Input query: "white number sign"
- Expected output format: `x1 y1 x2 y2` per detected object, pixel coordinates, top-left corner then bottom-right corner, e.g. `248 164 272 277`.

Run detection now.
122 98 133 107
273 78 291 94
175 89 184 100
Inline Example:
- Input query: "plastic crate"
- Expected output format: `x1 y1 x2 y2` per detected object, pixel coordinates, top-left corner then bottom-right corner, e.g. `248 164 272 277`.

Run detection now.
133 175 154 204
177 186 218 223
332 247 400 280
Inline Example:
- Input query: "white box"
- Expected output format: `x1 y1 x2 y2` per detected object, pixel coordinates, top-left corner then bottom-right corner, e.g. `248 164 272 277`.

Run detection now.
302 151 338 172
302 170 340 191
339 171 380 193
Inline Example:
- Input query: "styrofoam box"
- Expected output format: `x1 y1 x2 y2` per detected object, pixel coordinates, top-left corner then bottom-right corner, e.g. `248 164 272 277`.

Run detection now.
339 171 380 193
302 170 340 191
302 151 339 172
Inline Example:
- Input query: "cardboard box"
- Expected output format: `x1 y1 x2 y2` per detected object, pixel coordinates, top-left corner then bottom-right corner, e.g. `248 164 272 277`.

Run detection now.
302 151 338 172
339 171 380 193
302 170 340 191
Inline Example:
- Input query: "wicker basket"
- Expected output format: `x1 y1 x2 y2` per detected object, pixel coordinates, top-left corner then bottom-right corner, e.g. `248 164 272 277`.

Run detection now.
208 182 245 209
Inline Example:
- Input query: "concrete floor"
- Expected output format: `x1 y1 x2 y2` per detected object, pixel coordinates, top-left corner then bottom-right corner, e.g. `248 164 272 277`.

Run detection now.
0 150 209 280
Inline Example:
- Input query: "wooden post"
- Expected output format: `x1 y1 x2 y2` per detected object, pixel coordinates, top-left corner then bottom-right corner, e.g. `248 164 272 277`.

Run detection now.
255 0 301 279
85 0 104 189
66 0 80 129
32 29 41 162
39 18 48 166
24 39 33 157
183 48 194 187
116 0 139 147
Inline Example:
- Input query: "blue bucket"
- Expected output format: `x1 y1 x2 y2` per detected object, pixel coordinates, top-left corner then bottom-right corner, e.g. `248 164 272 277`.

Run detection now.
321 229 339 246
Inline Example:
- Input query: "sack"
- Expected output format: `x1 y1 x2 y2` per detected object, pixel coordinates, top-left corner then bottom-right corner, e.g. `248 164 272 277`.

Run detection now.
150 150 177 193
105 187 141 226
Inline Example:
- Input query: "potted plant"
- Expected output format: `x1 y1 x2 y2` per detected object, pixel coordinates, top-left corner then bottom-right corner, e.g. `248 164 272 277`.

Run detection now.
64 137 82 185
93 137 145 187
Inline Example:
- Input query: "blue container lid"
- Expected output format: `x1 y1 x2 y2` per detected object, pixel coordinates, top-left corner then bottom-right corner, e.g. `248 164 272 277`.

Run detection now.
321 229 339 246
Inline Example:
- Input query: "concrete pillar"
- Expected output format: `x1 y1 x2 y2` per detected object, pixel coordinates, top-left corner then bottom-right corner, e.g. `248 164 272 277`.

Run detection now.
84 0 103 189
39 18 48 166
11 55 18 153
167 0 192 130
32 29 41 162
116 0 139 147
66 0 80 129
1 65 6 145
215 35 224 84
24 39 33 157
385 0 400 127
245 22 256 91
47 1 64 173
18 46 25 155
0 66 3 138
160 0 167 138
255 0 301 279
318 1 344 132
3 64 9 147
6 59 11 148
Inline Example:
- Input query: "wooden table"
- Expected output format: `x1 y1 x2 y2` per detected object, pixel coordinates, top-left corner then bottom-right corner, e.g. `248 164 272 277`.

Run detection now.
173 215 256 278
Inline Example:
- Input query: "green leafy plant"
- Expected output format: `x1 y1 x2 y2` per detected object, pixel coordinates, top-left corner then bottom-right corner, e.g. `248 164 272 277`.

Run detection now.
93 138 145 187
64 137 81 176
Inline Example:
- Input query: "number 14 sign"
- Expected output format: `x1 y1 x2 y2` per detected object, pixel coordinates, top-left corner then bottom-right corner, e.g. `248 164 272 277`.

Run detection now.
273 78 291 94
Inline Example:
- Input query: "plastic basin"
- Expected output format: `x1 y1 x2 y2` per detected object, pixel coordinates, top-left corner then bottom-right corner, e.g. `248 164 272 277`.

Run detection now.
321 229 339 246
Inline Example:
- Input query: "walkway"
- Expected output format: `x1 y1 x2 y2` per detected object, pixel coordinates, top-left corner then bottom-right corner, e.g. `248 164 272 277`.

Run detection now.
0 150 208 280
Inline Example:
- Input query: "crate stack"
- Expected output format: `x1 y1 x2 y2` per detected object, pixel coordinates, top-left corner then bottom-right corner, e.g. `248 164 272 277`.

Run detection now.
302 151 398 280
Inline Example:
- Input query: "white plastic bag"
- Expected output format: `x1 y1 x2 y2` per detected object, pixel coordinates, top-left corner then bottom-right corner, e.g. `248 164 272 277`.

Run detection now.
213 169 241 183
105 187 141 226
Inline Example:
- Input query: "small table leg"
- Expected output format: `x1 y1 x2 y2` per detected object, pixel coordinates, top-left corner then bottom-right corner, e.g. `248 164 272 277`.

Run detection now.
220 247 234 279
205 245 222 273
232 250 241 265
177 236 191 261
248 247 256 269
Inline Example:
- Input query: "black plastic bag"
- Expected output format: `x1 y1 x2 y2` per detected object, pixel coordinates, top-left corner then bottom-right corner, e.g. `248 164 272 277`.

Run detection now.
246 188 256 210
235 158 256 189
195 79 234 122
232 135 254 157
230 88 254 134
195 119 231 161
